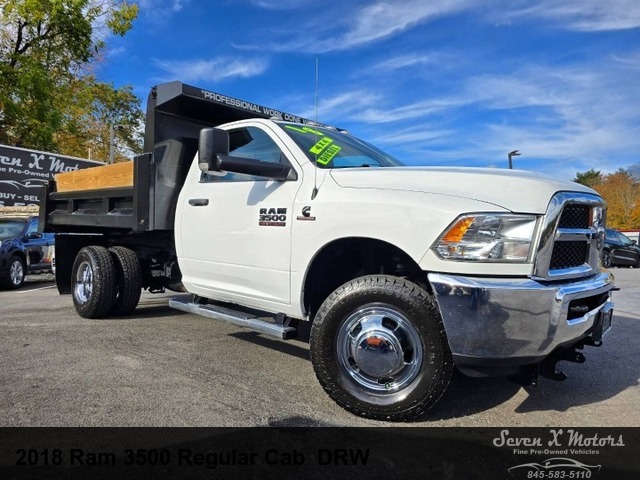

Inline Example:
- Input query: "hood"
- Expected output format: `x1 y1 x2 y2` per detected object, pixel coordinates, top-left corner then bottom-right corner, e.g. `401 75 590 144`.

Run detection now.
329 167 595 213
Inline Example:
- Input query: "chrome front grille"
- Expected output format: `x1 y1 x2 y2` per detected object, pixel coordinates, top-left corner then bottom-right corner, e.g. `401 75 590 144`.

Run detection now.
533 192 606 281
558 204 591 229
550 241 589 270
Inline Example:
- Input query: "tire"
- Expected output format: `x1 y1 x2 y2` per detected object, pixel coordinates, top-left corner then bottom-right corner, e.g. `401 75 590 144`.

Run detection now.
71 246 117 319
602 250 612 268
2 255 26 289
310 275 453 421
109 246 142 316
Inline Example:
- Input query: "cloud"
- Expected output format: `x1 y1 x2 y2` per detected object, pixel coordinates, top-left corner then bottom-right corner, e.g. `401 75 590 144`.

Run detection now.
371 125 455 147
294 90 383 122
327 0 470 51
613 50 640 70
172 0 188 12
107 46 126 58
153 57 270 83
355 97 468 124
370 53 444 72
248 0 316 10
236 0 640 54
238 0 472 53
137 0 191 23
318 57 639 176
488 0 640 32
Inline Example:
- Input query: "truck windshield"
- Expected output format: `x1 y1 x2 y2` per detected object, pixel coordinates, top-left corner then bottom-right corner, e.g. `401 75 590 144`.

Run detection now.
278 122 404 169
0 219 26 239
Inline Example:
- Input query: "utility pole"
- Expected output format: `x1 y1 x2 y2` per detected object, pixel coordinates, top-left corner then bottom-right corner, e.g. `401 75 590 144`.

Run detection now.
508 150 521 169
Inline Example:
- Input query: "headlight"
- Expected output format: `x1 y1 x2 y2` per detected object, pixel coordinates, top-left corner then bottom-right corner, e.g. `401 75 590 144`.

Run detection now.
433 214 538 262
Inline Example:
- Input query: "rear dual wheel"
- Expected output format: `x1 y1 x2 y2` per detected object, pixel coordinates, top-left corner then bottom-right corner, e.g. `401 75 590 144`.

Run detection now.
71 246 141 318
109 246 142 316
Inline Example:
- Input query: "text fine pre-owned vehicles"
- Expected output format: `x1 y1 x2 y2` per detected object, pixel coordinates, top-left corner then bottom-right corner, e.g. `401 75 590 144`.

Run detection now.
40 82 615 421
0 216 54 288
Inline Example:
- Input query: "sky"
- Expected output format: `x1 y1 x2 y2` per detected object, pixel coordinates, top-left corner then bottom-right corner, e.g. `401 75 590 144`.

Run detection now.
99 0 640 181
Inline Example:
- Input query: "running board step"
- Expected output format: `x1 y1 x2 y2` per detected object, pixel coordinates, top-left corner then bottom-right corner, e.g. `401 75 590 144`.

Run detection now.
169 298 297 340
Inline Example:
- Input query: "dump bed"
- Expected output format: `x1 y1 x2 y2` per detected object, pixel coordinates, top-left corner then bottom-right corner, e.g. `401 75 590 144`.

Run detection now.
41 82 322 233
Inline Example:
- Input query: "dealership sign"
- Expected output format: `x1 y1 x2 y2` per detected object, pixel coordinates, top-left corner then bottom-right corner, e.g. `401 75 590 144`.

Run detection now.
0 145 102 207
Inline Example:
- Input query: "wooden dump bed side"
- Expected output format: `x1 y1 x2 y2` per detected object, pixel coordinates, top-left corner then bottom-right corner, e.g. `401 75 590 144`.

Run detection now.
54 161 134 193
40 154 151 233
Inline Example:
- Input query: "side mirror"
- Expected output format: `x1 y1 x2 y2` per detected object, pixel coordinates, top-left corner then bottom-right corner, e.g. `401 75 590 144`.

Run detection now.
26 232 43 240
198 128 229 173
197 127 296 182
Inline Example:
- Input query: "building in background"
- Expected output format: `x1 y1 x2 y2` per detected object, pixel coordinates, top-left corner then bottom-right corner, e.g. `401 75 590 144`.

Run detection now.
0 145 102 207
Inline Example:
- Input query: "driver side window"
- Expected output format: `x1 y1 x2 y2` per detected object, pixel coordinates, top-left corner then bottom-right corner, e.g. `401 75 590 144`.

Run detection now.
201 126 289 182
26 219 39 235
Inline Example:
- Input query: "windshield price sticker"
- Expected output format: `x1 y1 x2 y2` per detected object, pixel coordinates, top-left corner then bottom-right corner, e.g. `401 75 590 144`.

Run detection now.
309 137 333 154
284 125 325 136
317 145 341 165
283 124 343 165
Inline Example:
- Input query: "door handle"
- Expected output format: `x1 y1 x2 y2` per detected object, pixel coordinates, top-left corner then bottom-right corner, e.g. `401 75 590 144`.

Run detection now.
188 198 209 206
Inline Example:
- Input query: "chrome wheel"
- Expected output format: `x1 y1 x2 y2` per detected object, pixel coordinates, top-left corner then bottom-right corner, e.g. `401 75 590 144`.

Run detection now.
310 275 452 421
336 306 423 394
74 260 93 305
71 246 117 318
9 258 25 287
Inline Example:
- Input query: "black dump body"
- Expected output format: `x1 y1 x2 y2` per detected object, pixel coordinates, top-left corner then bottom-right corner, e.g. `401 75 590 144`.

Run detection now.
40 82 320 234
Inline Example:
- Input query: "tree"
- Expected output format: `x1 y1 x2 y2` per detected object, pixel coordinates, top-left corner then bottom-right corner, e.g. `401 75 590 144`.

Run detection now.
593 169 640 230
627 162 640 182
0 0 140 159
55 77 143 162
573 169 602 188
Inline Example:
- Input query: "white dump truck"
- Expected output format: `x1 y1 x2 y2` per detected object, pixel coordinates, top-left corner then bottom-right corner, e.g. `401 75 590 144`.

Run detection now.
40 82 615 421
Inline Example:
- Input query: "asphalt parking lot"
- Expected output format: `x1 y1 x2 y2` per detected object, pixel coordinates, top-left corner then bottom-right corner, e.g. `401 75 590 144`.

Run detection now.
1 269 638 427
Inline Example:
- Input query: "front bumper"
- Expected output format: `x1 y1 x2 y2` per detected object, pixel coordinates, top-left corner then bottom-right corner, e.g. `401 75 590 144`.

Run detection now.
428 271 614 376
0 251 12 279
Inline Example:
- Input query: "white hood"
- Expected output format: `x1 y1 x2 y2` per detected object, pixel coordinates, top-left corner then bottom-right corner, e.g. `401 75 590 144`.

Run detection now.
330 167 595 214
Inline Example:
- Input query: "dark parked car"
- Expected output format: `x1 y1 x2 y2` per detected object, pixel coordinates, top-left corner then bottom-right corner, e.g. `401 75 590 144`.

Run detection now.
0 216 54 289
602 228 640 268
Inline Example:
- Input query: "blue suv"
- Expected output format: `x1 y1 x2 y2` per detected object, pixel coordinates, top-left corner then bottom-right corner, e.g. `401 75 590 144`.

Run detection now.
0 216 55 289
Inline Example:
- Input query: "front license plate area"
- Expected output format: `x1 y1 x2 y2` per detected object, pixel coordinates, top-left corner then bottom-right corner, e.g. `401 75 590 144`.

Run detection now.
592 304 613 342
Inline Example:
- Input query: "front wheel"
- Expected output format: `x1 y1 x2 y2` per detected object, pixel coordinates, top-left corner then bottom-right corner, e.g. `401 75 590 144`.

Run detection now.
3 256 26 289
71 246 117 318
602 250 612 268
310 275 453 421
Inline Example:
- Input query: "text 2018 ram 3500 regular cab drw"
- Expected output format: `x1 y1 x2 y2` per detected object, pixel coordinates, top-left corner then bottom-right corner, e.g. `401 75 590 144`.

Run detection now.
40 82 615 421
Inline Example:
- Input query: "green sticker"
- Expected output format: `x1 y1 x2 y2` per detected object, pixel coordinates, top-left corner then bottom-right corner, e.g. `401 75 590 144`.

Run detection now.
284 125 325 136
310 137 333 154
317 145 341 165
